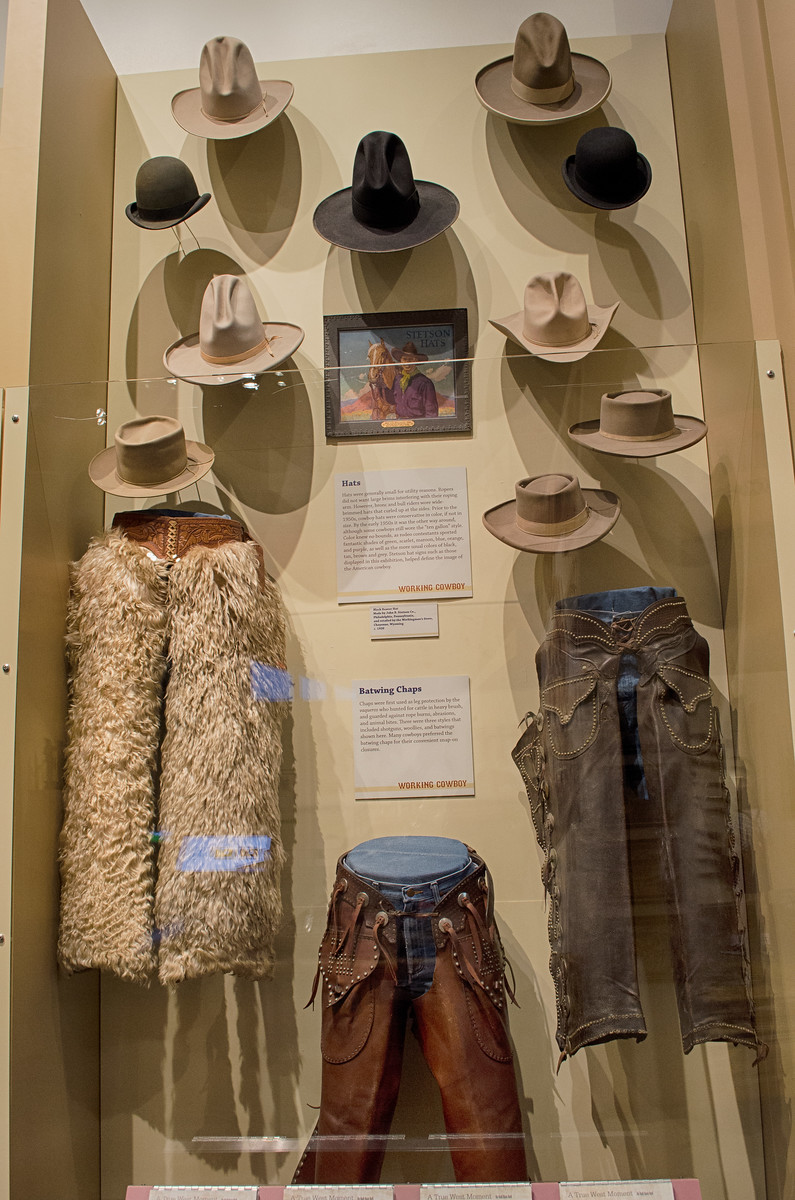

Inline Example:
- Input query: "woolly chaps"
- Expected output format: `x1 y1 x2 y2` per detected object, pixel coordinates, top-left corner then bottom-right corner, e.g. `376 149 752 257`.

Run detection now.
57 529 288 985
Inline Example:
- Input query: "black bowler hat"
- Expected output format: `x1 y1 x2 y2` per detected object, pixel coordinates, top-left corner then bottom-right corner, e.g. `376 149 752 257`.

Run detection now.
313 131 460 253
125 156 212 230
562 127 651 210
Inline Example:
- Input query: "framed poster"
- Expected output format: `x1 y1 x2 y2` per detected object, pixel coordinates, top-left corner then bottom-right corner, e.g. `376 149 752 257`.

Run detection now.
323 308 470 438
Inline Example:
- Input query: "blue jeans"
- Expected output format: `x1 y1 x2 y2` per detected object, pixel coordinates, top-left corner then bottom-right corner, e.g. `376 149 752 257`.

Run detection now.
344 836 477 998
557 587 677 801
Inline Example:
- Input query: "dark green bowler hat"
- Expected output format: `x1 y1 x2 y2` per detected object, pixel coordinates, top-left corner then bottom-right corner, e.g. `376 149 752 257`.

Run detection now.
125 156 211 230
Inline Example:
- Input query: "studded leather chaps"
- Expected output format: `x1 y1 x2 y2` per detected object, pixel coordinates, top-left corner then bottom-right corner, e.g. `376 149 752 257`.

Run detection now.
294 849 529 1184
513 588 764 1063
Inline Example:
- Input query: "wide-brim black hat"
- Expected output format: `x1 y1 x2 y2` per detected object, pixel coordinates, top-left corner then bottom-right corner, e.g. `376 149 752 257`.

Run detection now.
125 191 211 230
314 180 459 253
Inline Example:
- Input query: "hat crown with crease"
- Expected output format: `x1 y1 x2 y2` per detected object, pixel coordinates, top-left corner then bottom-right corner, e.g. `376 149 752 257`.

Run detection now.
200 36 262 120
517 473 588 530
600 389 677 440
116 417 190 488
512 13 574 102
524 272 591 347
134 157 201 220
351 131 421 230
199 275 264 361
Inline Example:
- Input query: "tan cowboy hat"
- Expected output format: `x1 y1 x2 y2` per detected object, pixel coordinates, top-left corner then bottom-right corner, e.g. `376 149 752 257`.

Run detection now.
490 271 619 362
164 274 305 385
475 13 611 126
483 473 621 553
88 416 214 497
172 36 293 140
568 390 707 457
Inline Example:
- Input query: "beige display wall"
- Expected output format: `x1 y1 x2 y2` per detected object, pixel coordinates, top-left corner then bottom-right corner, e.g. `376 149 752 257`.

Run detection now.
73 29 768 1200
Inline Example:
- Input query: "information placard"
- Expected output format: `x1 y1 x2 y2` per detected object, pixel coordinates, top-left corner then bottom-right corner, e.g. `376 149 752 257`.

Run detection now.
353 675 474 799
335 467 472 604
421 1185 533 1200
285 1188 392 1200
560 1183 674 1200
150 1189 258 1199
370 603 439 639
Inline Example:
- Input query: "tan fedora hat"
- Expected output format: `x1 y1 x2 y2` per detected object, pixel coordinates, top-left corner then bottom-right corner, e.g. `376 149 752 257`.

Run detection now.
164 274 305 385
483 473 620 553
172 36 293 140
475 13 611 126
88 416 214 497
490 271 619 362
568 389 707 457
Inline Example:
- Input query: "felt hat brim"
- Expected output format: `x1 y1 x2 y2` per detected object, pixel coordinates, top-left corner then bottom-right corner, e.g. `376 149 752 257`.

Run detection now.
490 300 619 363
483 488 621 553
125 191 211 230
475 52 611 125
562 152 652 209
568 414 707 457
313 181 460 253
164 322 305 385
88 441 215 497
171 80 294 140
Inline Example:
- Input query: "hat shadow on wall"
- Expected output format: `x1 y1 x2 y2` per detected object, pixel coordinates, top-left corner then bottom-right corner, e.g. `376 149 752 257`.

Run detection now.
207 115 302 266
323 229 479 334
126 248 245 398
485 108 606 253
200 361 317 522
485 107 691 323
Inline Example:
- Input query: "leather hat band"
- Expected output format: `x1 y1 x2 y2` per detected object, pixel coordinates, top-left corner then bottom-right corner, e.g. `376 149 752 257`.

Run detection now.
201 97 266 123
601 427 677 442
136 201 196 222
516 506 589 537
511 73 575 104
200 333 273 365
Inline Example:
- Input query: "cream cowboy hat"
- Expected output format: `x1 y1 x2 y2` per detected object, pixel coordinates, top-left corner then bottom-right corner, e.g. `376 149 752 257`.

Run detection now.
164 274 305 385
475 13 611 126
88 416 214 497
568 390 707 457
490 271 619 362
172 36 293 140
483 473 621 553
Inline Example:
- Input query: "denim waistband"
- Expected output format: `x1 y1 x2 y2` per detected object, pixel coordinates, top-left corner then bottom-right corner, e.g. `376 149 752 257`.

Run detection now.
342 838 479 997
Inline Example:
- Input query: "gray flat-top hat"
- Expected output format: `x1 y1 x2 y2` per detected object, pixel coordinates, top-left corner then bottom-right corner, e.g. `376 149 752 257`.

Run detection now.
172 36 293 140
568 389 707 457
89 416 215 497
475 13 611 125
164 274 305 385
125 157 211 229
483 472 621 553
313 130 460 253
563 126 651 209
490 271 619 362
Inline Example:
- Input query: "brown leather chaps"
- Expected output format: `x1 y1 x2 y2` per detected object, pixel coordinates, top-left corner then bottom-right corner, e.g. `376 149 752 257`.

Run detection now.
294 851 529 1184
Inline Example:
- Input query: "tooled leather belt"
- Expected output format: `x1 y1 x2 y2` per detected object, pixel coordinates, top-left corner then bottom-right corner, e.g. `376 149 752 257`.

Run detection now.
112 511 265 588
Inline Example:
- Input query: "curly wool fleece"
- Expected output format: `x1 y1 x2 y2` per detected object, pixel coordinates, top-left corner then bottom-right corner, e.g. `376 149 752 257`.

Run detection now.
57 529 288 985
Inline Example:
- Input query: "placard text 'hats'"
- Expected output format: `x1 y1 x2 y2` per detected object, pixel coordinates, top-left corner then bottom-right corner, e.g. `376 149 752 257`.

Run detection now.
475 13 611 125
568 389 707 457
563 126 651 209
313 131 460 253
172 37 293 139
164 274 305 385
490 271 618 362
88 417 214 497
125 157 211 229
483 472 620 553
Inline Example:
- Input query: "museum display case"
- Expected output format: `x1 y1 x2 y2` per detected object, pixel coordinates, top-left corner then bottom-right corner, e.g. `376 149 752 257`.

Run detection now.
1 1 795 1198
